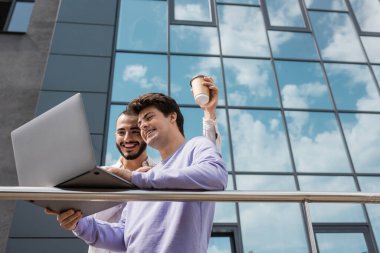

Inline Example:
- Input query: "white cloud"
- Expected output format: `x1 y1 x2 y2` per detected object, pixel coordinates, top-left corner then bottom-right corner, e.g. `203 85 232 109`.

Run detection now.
171 26 220 55
267 0 304 27
213 203 237 223
310 203 364 222
342 114 380 172
236 175 295 191
291 128 350 173
223 59 273 102
326 64 380 111
240 203 308 253
229 110 292 172
299 176 356 191
281 82 328 134
362 36 380 63
350 0 380 32
268 31 294 56
208 244 229 253
123 64 147 82
230 71 380 173
219 5 270 57
175 4 207 21
228 92 248 107
319 13 365 61
122 64 166 91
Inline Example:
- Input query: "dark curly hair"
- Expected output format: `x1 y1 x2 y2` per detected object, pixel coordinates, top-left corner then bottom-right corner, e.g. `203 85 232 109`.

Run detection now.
128 93 184 137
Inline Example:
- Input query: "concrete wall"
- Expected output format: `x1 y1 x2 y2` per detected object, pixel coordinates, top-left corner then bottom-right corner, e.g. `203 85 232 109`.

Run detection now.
0 0 60 252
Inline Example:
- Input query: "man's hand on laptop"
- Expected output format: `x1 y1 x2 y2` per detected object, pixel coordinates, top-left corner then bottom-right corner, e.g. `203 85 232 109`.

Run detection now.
106 166 151 182
136 166 152 173
45 208 82 230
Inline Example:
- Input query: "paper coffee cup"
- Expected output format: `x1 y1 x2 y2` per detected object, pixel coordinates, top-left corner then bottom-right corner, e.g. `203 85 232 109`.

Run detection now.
190 75 210 105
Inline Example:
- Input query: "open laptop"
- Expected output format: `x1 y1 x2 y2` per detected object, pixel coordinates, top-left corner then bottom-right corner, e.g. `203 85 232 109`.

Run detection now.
11 93 135 216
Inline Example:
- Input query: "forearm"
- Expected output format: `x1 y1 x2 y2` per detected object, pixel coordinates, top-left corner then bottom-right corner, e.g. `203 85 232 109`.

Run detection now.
203 117 222 152
132 156 228 190
73 216 126 251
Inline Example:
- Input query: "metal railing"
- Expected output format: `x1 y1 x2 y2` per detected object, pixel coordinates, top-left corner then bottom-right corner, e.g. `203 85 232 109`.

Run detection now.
1 186 380 203
1 186 380 253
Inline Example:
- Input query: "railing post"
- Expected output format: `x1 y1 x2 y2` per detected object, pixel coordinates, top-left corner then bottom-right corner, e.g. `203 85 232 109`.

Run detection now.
304 201 318 253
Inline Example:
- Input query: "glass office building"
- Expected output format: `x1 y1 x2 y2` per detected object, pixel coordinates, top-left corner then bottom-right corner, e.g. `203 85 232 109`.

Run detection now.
5 0 380 252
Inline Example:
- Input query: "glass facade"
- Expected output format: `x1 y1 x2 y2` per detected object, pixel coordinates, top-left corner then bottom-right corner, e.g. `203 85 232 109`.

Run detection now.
106 0 380 252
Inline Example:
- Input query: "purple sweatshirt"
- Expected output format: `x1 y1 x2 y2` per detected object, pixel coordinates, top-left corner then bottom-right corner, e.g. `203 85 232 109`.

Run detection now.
73 136 228 253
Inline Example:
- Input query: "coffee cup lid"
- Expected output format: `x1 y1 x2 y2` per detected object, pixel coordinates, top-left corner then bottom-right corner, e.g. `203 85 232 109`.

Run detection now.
195 94 209 105
190 74 206 87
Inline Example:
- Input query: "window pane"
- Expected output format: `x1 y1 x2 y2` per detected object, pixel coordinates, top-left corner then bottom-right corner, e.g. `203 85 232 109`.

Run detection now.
181 108 232 170
269 31 319 60
266 0 305 27
174 0 212 22
373 65 380 83
359 176 380 192
316 233 369 253
117 0 167 52
218 5 270 57
229 109 292 172
236 175 296 191
276 61 332 109
217 0 259 4
350 0 380 33
214 203 237 223
362 36 380 63
223 58 279 107
286 111 351 173
7 2 34 32
366 204 380 251
214 176 237 222
310 203 366 222
305 0 347 11
217 109 232 170
170 55 225 105
325 63 380 111
340 113 380 173
112 53 167 102
299 176 357 191
208 237 233 253
309 12 366 62
170 25 219 54
240 203 309 253
181 107 204 137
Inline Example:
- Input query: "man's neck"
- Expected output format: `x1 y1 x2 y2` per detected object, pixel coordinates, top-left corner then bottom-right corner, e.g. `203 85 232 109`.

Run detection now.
120 152 148 171
159 133 185 161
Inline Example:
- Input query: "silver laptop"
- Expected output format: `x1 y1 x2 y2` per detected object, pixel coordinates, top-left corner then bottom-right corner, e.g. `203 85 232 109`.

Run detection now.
11 93 134 216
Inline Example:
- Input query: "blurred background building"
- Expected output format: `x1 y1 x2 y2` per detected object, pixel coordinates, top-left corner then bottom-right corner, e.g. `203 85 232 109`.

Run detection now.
1 0 380 252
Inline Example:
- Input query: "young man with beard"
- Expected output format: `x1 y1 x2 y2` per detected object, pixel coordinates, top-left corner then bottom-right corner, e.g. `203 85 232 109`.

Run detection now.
49 77 225 253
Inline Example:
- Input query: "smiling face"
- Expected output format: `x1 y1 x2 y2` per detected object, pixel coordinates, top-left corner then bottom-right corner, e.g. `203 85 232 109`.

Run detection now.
137 106 177 150
115 113 147 160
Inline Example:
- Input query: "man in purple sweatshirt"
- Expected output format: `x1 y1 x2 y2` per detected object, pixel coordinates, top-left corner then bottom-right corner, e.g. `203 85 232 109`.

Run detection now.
54 93 228 253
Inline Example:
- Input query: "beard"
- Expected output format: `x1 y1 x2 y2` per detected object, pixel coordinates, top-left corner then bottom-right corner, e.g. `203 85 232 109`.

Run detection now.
116 141 147 160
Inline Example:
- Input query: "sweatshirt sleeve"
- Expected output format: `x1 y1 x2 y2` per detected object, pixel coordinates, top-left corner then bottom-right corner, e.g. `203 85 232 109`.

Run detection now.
73 215 126 252
202 117 222 153
131 137 228 190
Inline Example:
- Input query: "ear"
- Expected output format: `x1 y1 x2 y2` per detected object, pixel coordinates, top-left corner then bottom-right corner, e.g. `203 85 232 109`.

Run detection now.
169 112 177 123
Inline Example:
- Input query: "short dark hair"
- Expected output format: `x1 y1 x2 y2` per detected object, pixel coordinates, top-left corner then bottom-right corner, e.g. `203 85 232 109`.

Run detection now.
128 93 184 136
118 109 137 119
